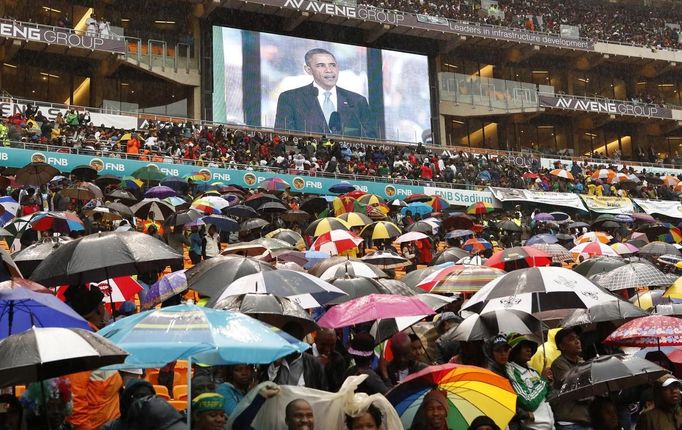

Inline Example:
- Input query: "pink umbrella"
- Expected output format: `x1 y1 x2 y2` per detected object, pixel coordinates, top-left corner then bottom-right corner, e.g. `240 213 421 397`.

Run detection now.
317 294 435 328
604 315 682 347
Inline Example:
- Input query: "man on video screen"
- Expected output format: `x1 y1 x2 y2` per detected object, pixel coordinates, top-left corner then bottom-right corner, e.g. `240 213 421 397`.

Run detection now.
274 48 376 138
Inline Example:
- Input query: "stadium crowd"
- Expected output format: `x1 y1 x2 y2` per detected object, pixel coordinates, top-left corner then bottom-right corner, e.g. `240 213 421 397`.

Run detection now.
2 106 682 201
368 0 682 50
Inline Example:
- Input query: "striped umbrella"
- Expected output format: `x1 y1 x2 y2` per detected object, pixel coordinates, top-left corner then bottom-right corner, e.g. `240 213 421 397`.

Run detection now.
142 270 187 310
576 232 612 244
660 175 680 187
428 196 450 212
361 250 411 269
265 229 306 251
570 242 620 258
611 243 639 255
259 177 290 192
417 265 506 293
119 176 143 190
529 243 573 263
305 217 350 237
0 196 19 225
387 364 517 430
311 230 363 256
485 246 551 271
332 196 356 216
462 238 492 254
466 202 494 215
451 309 542 341
361 221 402 240
29 211 84 234
337 212 373 227
550 169 574 180
356 194 385 206
191 196 231 214
591 169 617 181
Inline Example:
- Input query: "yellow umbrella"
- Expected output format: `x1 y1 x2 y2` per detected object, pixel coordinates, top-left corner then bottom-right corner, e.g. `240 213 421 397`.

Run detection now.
361 221 402 240
664 277 682 299
338 212 373 227
305 217 350 237
332 196 356 216
357 194 385 206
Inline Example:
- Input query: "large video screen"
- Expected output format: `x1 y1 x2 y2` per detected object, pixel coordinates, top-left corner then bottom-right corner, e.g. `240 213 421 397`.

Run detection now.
212 26 431 143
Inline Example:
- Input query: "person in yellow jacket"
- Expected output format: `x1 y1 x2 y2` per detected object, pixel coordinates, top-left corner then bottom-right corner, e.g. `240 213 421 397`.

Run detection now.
529 328 562 374
63 285 123 430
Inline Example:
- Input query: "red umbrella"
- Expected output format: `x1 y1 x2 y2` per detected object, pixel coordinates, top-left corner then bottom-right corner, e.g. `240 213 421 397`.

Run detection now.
604 315 682 347
485 246 551 271
343 190 367 200
404 194 432 203
311 230 363 255
57 277 143 304
317 294 435 328
428 196 449 212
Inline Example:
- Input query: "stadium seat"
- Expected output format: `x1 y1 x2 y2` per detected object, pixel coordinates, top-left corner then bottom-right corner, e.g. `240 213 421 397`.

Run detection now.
153 385 170 400
168 400 187 412
145 369 160 385
173 385 188 400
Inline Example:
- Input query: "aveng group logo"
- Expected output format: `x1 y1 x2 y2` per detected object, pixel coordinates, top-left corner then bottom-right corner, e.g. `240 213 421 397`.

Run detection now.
384 185 397 197
146 163 160 170
198 169 212 181
292 176 306 190
89 158 105 171
243 172 257 186
31 152 47 163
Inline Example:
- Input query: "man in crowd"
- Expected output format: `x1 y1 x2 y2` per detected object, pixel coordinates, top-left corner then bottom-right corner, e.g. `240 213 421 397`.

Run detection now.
636 375 682 430
384 332 428 386
310 328 347 392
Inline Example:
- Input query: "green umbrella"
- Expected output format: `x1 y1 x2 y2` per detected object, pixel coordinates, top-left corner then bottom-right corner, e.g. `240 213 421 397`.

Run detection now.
132 166 166 183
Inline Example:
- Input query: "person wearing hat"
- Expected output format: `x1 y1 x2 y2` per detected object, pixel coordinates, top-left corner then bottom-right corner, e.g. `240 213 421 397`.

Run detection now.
550 327 591 430
636 375 682 430
410 389 451 430
506 334 554 430
484 334 511 379
63 285 123 430
127 396 185 430
102 379 156 430
342 333 389 395
192 393 227 430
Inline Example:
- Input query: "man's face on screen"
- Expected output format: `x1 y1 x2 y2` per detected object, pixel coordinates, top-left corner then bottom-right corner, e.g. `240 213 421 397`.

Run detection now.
304 53 338 91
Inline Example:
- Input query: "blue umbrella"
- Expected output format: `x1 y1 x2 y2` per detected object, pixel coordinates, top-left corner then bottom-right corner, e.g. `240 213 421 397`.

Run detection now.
202 215 240 232
142 270 187 310
526 234 558 245
0 196 18 225
98 303 309 368
329 181 356 194
0 283 91 339
160 176 189 191
401 203 433 217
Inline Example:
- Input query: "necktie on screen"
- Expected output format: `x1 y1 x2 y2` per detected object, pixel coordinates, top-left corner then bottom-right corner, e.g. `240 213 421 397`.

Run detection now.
322 91 334 125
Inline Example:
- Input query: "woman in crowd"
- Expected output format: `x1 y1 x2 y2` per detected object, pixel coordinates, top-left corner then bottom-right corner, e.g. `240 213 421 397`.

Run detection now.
20 377 73 430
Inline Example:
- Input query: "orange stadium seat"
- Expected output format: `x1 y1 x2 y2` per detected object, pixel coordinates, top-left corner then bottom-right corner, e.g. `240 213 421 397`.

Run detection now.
168 400 187 412
153 385 170 400
173 385 188 400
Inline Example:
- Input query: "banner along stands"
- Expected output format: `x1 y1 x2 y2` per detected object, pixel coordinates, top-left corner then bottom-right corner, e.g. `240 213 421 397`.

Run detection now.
422 186 501 208
580 195 634 214
632 198 682 219
488 187 587 211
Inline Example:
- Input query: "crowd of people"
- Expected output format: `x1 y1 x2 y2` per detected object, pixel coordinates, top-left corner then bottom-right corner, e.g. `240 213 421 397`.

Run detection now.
3 106 682 202
364 0 682 50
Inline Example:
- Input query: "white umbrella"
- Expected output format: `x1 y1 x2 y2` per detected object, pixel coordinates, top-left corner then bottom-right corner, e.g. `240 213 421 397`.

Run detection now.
319 261 387 281
395 231 430 243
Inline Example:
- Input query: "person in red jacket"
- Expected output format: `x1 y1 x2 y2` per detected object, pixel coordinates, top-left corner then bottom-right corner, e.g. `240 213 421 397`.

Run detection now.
420 161 433 181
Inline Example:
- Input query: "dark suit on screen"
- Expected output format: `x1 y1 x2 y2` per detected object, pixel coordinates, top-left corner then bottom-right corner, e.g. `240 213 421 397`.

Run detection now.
274 83 376 138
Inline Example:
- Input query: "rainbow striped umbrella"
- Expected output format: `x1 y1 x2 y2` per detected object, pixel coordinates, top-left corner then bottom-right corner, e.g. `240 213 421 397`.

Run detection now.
387 364 517 430
428 196 450 212
416 265 506 293
466 201 494 215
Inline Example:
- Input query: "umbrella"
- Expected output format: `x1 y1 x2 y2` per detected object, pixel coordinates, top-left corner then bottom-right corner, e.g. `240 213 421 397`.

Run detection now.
85 207 123 222
417 265 506 293
132 165 166 183
396 232 429 243
305 217 350 237
401 203 433 217
445 230 474 240
591 262 673 291
142 270 188 310
630 290 675 310
258 178 290 192
356 194 385 205
326 277 417 305
185 255 276 297
11 237 73 277
212 293 318 334
0 280 90 338
244 193 282 209
258 201 288 213
529 243 573 263
318 294 434 328
15 162 60 185
319 261 387 281
0 327 128 387
192 196 231 214
456 255 486 265
560 301 649 328
591 169 617 181
300 197 328 214
461 238 492 254
604 315 682 347
307 256 358 277
265 229 305 250
77 277 143 304
405 221 436 234
0 196 19 225
144 185 176 199
534 213 555 222
69 165 98 181
61 184 100 201
329 181 356 194
570 242 620 258
549 354 668 402
386 364 517 430
611 242 639 255
466 201 494 215
441 215 475 230
485 246 551 271
496 220 522 232
549 169 574 180
30 231 182 287
576 232 612 244
463 267 617 314
201 215 240 232
451 309 542 342
573 256 628 277
568 221 590 230
279 210 310 223
119 176 144 190
160 176 189 191
361 250 410 269
664 277 682 300
130 198 175 220
338 212 373 227
240 218 269 232
361 221 402 240
370 294 454 343
526 234 558 245
106 190 137 204
164 208 203 227
639 241 681 257
432 248 470 265
207 270 346 309
94 174 122 188
311 230 363 255
29 211 84 234
428 196 449 212
223 204 259 218
632 213 656 223
98 304 308 368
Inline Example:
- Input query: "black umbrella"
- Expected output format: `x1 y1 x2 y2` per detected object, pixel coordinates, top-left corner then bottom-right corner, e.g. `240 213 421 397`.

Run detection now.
105 201 135 218
0 327 127 387
223 204 259 218
568 222 590 230
560 300 648 328
95 174 122 188
106 190 137 204
165 209 204 227
639 241 681 257
130 198 175 220
15 162 60 186
451 309 542 341
71 165 98 181
548 354 668 402
185 255 276 297
370 294 454 343
280 210 311 223
212 293 318 334
300 197 328 214
258 201 288 213
240 218 269 232
11 237 73 277
376 278 424 296
318 260 388 281
307 256 356 277
401 266 443 288
496 220 522 232
572 256 628 277
432 248 470 265
441 215 474 230
405 221 435 234
29 231 182 286
244 193 282 209
327 277 407 305
361 250 410 269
